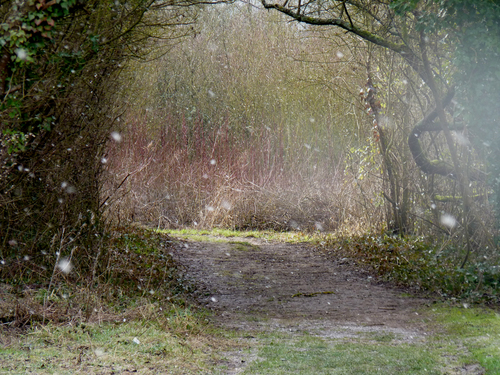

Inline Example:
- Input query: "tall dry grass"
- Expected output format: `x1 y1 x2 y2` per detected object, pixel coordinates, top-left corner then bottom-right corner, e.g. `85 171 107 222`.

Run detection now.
103 110 385 233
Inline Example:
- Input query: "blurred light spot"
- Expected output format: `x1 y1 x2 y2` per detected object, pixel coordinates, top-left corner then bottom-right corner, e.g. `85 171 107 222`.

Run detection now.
8 239 17 246
110 131 122 142
65 185 76 194
58 258 73 274
132 337 141 344
15 48 28 60
440 213 457 229
208 89 215 98
315 222 324 232
336 51 344 59
452 131 470 146
210 297 218 302
206 205 215 212
210 159 216 165
221 200 231 210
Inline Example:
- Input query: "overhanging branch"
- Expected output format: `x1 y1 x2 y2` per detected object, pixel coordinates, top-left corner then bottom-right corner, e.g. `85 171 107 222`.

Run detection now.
260 0 425 81
408 88 486 182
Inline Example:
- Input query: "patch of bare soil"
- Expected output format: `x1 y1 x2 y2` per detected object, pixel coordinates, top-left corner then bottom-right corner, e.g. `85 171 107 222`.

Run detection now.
174 237 430 331
172 236 483 374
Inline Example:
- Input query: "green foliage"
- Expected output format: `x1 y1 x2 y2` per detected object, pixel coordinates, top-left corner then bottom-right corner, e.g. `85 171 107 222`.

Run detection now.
346 139 380 182
321 234 500 303
102 227 197 306
1 128 32 154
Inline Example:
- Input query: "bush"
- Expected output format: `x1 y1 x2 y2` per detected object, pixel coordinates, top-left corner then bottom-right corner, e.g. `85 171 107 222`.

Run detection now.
321 234 500 303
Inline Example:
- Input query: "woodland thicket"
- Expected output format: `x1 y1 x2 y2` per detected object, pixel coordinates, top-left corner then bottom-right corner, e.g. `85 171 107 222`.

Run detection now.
0 0 200 282
1 0 500 299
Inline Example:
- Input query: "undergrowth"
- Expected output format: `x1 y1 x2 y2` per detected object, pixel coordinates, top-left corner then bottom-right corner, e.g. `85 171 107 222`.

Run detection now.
321 234 500 304
0 226 197 328
0 226 242 373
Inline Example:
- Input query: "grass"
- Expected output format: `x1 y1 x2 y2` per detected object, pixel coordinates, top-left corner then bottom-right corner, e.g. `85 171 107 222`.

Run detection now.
228 241 261 251
429 304 500 373
158 227 319 244
243 331 440 374
3 227 500 374
3 304 499 374
0 308 237 374
0 226 242 374
241 304 500 374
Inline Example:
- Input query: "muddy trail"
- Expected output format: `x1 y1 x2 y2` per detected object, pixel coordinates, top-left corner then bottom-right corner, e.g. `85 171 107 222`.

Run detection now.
173 236 432 337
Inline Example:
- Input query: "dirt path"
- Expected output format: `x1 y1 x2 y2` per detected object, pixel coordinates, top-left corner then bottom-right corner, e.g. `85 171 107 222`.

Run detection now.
173 236 431 335
172 236 489 374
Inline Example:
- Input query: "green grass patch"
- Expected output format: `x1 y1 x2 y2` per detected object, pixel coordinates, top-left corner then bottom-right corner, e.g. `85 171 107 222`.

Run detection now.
0 307 237 374
429 304 500 373
158 228 319 244
0 225 246 374
244 334 441 374
229 241 261 251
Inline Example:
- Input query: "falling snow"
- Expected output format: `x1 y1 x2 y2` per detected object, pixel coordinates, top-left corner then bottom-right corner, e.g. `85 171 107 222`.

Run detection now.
58 258 73 274
221 200 232 210
15 48 27 60
111 131 122 142
440 214 457 229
